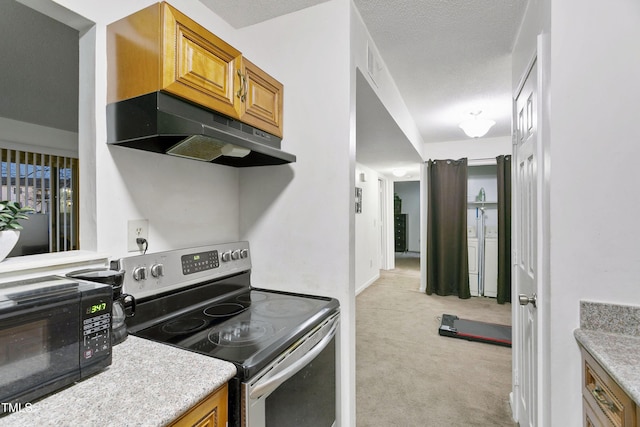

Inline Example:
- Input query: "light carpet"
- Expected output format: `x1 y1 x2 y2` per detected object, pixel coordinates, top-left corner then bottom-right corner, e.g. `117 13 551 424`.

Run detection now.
356 254 516 426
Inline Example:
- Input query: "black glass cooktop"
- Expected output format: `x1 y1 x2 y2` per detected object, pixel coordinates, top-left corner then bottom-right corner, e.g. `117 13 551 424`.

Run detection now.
131 287 339 379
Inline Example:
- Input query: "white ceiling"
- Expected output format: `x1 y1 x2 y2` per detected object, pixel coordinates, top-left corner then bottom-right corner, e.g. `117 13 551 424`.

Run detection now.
200 0 528 180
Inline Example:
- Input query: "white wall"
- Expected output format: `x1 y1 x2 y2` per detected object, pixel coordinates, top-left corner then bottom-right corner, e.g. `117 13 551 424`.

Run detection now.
350 0 427 275
350 4 425 157
0 118 77 158
41 0 243 259
0 3 79 159
514 0 640 425
18 1 536 426
234 7 354 421
355 163 383 293
233 2 355 426
550 1 640 425
1 0 78 132
423 136 511 161
234 1 351 296
32 1 358 425
394 181 420 252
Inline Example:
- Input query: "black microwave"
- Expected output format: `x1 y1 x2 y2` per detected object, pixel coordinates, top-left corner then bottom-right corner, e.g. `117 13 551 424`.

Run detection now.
0 275 112 415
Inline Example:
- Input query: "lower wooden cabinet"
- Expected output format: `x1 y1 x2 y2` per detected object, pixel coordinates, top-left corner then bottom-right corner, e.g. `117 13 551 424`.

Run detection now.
580 348 637 427
169 384 228 427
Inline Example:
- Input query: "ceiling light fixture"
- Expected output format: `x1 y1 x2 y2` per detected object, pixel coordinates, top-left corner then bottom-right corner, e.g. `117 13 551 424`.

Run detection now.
392 169 407 178
459 111 496 138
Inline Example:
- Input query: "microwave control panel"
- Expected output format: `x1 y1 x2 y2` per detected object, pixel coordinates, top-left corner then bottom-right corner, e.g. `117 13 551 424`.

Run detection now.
81 294 112 362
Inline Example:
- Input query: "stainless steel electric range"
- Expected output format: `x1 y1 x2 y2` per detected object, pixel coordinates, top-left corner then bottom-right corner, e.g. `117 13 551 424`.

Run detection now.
113 241 339 427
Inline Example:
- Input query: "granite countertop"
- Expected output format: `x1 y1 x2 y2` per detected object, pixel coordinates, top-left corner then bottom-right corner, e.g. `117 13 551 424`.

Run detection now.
0 336 237 427
574 300 640 406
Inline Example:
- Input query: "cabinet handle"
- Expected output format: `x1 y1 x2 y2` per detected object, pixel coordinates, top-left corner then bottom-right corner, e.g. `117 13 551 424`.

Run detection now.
236 70 247 102
592 385 617 413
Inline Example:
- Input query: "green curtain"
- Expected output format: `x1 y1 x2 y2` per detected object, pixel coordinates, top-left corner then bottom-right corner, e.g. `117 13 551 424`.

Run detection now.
426 158 470 298
496 155 512 304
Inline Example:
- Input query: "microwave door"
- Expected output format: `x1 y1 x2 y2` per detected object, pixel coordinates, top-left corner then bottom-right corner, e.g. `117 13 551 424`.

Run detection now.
0 295 81 406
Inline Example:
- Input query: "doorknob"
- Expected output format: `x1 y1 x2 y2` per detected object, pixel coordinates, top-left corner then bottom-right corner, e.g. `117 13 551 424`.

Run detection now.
518 293 537 307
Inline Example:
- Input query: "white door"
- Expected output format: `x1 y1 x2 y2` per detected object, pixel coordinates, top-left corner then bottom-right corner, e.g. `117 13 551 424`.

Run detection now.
513 56 539 427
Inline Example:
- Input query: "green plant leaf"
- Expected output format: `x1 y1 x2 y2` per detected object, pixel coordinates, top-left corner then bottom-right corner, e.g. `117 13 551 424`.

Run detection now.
0 200 33 231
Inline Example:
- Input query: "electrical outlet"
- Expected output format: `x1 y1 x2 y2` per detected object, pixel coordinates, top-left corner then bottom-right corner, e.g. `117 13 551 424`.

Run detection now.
127 219 148 252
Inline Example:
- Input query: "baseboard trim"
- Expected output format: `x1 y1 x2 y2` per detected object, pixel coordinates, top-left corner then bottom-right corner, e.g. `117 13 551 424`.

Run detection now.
509 391 517 422
356 272 380 296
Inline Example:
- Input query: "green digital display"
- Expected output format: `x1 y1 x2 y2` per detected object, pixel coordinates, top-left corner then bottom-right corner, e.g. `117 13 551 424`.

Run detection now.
87 302 107 315
193 255 200 261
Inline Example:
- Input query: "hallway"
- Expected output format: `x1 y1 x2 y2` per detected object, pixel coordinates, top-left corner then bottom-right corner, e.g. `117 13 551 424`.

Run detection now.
356 255 514 426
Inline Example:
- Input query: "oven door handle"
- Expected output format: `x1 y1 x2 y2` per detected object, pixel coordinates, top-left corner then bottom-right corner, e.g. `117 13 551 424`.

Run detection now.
249 316 339 400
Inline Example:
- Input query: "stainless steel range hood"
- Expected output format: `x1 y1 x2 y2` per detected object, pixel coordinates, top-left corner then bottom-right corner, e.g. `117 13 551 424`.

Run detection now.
106 92 295 167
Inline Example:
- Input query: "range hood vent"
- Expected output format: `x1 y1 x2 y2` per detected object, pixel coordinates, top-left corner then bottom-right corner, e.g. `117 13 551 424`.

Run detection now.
107 92 295 167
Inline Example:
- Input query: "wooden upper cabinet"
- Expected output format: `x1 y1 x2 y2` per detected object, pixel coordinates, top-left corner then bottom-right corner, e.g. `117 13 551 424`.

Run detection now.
162 4 242 118
108 2 243 120
240 58 284 137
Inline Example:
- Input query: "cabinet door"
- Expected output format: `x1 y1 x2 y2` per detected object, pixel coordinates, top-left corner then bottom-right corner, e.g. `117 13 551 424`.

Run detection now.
240 58 284 137
484 237 498 297
583 397 612 427
170 384 228 427
162 3 243 119
468 238 479 296
581 349 637 427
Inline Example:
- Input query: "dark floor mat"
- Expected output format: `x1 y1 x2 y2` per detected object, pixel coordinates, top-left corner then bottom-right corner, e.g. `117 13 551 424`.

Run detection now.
438 313 512 347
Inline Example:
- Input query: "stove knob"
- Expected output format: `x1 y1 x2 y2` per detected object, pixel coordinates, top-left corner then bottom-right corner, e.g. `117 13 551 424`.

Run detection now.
150 263 164 278
231 249 241 260
221 251 232 262
132 266 147 281
240 249 249 259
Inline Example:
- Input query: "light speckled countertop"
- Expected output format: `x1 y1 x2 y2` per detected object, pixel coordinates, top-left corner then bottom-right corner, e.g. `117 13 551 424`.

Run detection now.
0 336 236 427
574 301 640 406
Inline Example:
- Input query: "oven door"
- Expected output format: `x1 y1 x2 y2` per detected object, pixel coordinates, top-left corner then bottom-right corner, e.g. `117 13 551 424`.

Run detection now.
242 312 339 427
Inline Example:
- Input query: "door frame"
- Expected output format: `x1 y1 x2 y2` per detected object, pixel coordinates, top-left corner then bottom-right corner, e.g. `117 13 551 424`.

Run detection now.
511 33 551 426
379 177 395 271
378 177 388 270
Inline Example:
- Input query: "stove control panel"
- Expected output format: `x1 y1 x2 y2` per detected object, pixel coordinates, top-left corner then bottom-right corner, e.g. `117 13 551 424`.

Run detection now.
150 263 164 278
181 250 219 275
132 266 147 281
116 241 251 300
221 248 249 262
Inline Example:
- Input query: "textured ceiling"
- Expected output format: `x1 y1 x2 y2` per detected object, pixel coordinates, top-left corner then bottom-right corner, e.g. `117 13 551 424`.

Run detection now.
198 0 333 28
355 0 527 143
201 0 528 178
